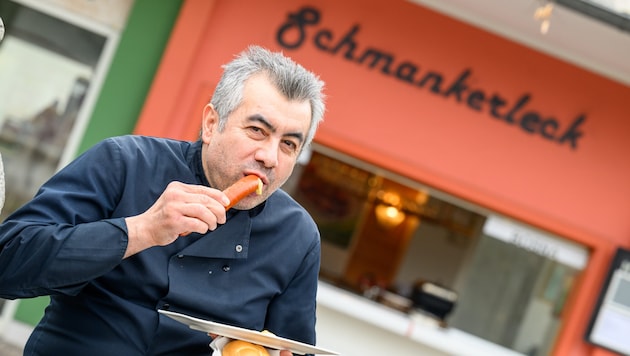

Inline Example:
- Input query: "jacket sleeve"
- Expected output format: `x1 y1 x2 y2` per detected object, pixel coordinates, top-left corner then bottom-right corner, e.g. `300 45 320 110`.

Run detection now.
0 139 130 299
264 232 321 352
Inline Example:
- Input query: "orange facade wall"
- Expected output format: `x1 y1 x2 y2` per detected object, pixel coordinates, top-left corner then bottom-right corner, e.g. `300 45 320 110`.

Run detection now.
135 1 630 355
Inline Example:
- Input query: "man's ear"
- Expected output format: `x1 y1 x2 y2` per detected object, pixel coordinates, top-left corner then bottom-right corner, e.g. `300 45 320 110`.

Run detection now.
201 104 218 143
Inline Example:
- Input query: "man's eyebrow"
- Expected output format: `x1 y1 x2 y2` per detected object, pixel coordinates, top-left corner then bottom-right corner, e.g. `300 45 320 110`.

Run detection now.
247 114 305 144
248 114 275 132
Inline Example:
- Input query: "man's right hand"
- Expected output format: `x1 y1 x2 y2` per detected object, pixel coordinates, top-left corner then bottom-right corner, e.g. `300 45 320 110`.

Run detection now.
123 181 230 258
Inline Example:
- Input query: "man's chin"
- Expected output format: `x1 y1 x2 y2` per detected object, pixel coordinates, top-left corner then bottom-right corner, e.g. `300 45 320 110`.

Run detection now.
231 196 265 210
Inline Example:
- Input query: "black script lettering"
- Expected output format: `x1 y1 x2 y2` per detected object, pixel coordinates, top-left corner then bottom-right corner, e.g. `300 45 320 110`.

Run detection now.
467 90 485 111
275 7 588 151
443 69 472 102
503 94 530 123
358 49 395 75
540 120 558 139
557 114 586 149
331 25 360 60
489 94 508 119
277 7 321 49
520 112 540 134
417 72 443 94
396 62 419 83
314 29 334 51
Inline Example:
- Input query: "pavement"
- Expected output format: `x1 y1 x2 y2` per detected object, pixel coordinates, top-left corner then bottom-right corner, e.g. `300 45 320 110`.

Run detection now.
0 338 22 356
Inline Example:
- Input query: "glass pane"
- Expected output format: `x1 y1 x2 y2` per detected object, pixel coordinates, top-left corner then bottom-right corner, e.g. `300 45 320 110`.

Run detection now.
285 148 589 356
0 1 106 220
448 233 580 355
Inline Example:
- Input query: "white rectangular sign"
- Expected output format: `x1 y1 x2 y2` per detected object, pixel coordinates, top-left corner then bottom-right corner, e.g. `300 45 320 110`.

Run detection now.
483 215 589 269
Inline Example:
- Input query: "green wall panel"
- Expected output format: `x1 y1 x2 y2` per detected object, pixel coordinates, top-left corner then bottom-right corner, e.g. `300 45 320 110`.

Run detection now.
77 0 184 155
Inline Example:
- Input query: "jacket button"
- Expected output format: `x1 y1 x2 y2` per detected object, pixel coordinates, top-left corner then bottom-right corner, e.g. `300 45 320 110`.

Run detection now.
222 265 230 272
235 245 243 253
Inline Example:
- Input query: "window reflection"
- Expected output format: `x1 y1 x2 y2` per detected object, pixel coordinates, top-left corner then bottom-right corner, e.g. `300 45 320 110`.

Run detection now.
0 1 105 219
284 147 588 356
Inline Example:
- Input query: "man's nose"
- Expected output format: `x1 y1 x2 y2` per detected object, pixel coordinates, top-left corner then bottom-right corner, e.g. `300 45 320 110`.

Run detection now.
254 139 279 168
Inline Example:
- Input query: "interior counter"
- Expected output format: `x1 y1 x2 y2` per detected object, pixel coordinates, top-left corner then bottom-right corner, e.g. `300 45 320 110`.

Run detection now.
315 281 525 356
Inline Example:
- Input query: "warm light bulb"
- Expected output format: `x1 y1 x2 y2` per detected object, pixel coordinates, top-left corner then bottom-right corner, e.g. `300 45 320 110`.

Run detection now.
384 206 398 218
375 204 405 228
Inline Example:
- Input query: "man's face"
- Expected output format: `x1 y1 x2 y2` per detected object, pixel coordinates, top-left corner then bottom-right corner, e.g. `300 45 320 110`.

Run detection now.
201 73 312 209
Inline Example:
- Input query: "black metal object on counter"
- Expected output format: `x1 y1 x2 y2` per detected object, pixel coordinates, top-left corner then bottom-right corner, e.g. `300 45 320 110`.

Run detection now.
411 281 458 321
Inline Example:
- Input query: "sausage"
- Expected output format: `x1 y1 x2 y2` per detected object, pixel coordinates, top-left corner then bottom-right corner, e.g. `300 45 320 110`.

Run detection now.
223 175 263 210
179 175 263 236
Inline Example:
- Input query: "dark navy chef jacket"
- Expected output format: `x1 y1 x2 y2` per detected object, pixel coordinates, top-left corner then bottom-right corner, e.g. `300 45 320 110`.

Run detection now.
0 136 321 355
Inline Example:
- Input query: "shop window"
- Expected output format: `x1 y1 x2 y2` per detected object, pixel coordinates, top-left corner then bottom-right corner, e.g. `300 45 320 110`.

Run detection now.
448 216 586 355
284 146 589 356
0 0 108 218
0 0 129 333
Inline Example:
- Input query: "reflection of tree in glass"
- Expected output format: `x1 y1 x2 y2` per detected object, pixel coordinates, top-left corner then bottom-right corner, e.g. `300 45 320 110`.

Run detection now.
0 76 89 220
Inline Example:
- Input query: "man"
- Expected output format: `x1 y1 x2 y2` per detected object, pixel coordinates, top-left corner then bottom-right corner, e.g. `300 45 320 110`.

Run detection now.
0 45 326 355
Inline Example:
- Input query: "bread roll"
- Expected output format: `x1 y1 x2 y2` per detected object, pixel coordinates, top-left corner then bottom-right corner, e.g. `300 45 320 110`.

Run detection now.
222 339 270 356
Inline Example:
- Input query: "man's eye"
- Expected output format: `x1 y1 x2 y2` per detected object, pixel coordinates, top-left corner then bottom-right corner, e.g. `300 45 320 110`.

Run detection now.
249 126 265 135
283 140 298 152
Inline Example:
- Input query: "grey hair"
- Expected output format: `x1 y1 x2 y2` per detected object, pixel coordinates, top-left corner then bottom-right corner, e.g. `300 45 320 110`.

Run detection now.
210 45 326 149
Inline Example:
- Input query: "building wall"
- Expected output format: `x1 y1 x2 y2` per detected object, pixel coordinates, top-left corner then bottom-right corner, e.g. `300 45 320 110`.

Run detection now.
133 1 630 355
12 0 183 326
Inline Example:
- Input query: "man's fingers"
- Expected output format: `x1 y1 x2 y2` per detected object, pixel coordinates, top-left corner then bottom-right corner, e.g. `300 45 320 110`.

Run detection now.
161 182 229 235
181 201 226 226
174 182 230 206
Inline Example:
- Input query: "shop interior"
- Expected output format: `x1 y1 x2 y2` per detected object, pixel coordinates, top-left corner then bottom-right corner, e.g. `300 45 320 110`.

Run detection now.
283 144 588 356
